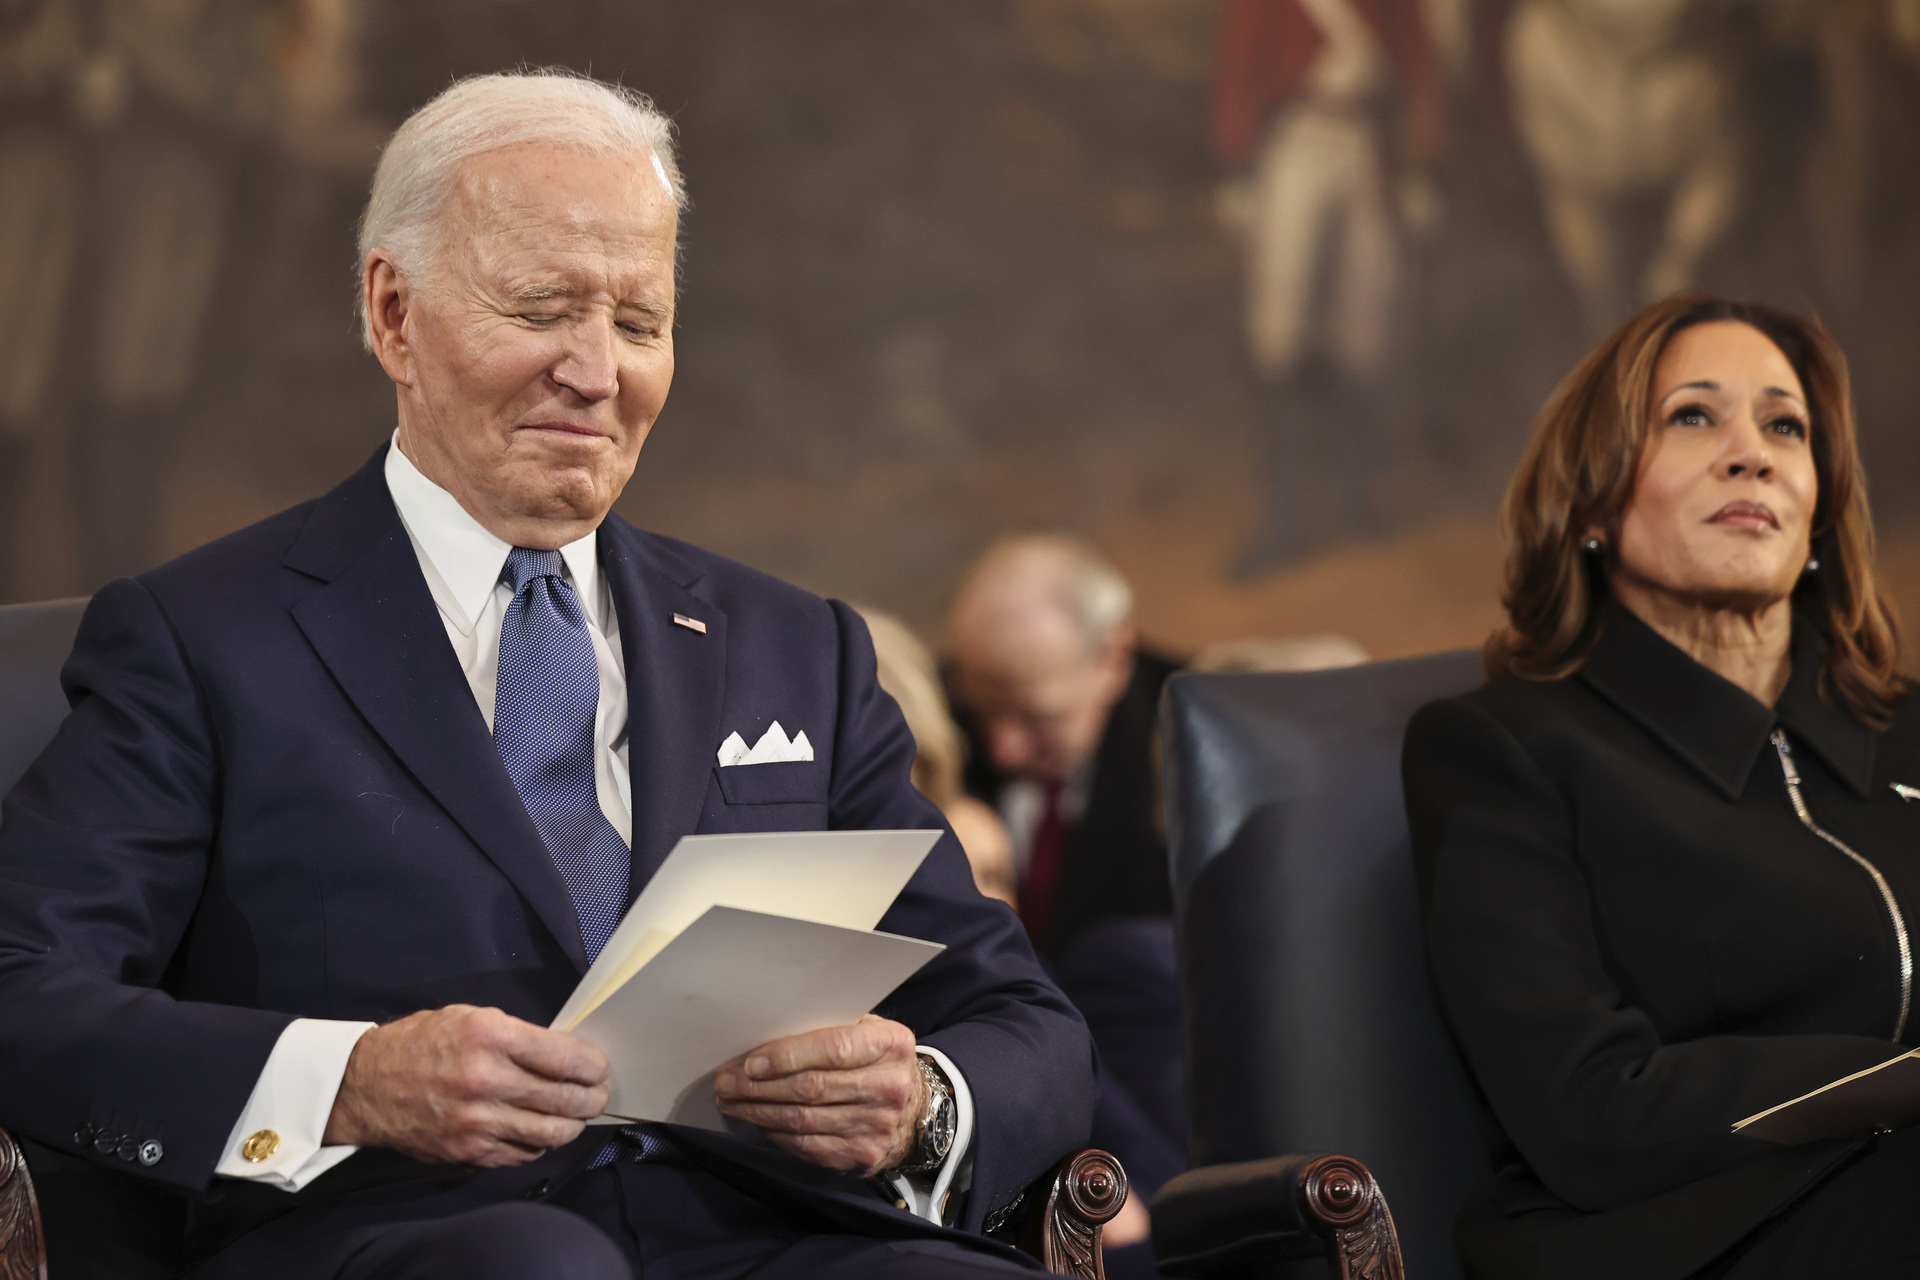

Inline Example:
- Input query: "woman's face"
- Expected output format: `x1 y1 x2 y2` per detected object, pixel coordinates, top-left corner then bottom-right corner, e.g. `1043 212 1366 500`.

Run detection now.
1612 321 1818 611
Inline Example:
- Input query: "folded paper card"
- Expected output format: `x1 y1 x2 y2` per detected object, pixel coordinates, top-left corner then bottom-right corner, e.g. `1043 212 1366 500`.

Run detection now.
1734 1049 1920 1144
571 905 945 1126
551 829 941 1032
547 829 945 1125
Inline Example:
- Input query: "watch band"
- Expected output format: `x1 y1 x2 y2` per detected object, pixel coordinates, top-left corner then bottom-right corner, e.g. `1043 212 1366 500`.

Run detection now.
891 1053 956 1175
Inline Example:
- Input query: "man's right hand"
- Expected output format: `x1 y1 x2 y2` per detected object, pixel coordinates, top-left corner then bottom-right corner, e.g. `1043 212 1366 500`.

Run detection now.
322 1004 609 1166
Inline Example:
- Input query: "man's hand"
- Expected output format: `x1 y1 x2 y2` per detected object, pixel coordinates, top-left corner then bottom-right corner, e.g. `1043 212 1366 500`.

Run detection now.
323 1004 609 1166
714 1014 926 1177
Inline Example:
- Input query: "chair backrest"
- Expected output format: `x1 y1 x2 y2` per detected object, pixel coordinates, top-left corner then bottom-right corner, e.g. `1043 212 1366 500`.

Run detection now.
1161 649 1489 1280
0 598 88 807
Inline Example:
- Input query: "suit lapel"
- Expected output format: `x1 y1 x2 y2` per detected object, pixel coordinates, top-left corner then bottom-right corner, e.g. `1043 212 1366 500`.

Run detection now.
598 518 729 890
283 451 589 971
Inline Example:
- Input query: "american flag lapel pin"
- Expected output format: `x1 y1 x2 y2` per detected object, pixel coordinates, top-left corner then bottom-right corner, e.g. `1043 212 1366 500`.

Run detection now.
672 613 707 634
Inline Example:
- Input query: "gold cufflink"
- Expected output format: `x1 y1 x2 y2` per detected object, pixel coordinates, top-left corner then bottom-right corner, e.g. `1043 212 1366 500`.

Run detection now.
242 1129 281 1163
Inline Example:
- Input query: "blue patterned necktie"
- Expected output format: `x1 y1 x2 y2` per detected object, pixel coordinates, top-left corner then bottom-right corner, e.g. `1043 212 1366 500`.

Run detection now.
494 547 630 961
497 549 675 1167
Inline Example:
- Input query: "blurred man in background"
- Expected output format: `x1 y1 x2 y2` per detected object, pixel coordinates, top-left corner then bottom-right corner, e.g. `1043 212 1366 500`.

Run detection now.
944 535 1178 961
944 536 1185 1275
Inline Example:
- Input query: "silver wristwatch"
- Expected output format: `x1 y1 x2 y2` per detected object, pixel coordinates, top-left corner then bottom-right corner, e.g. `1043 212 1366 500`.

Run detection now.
891 1054 957 1175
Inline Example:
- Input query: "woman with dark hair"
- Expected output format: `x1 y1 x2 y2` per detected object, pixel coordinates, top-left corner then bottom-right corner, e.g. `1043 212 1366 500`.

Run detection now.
1404 295 1919 1279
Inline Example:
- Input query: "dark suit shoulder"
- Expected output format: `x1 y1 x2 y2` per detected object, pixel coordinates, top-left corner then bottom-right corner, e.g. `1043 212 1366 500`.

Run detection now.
1408 674 1600 765
1402 678 1611 867
97 501 335 664
137 499 321 601
1447 671 1600 726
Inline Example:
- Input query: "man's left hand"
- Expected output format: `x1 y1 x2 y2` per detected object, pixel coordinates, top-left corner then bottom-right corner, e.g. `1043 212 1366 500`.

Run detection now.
714 1014 926 1177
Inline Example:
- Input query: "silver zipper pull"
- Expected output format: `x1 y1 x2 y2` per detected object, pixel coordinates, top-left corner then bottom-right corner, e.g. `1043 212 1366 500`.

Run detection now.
1770 729 1801 784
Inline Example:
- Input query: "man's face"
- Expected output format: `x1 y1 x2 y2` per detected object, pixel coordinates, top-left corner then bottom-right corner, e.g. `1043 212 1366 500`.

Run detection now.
374 144 678 547
950 608 1134 786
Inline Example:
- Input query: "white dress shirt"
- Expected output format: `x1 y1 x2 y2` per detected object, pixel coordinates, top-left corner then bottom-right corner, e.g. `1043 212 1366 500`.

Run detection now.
217 437 969 1222
383 437 634 842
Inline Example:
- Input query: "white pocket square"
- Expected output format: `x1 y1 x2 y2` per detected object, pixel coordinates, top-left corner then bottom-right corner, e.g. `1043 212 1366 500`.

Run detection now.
716 721 814 767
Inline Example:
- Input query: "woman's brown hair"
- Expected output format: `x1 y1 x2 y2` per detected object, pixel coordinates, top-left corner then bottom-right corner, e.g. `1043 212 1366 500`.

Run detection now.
1486 294 1904 726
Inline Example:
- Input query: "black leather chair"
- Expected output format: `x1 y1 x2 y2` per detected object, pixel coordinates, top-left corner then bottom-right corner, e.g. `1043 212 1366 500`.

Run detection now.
0 595 1128 1279
1149 651 1489 1280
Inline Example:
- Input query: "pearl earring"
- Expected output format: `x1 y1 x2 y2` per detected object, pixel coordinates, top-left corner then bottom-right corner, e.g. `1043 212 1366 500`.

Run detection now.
1806 556 1820 573
1583 537 1603 553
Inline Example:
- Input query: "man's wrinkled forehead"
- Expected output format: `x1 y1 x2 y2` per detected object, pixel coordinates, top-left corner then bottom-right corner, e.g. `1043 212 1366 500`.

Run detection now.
440 144 679 271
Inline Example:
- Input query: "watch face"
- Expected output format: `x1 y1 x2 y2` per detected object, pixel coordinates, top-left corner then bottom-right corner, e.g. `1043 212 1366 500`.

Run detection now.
896 1057 958 1174
927 1092 956 1158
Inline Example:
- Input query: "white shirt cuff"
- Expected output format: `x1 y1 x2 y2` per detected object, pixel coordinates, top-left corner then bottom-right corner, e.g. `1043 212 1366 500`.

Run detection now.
885 1044 975 1227
215 1018 376 1191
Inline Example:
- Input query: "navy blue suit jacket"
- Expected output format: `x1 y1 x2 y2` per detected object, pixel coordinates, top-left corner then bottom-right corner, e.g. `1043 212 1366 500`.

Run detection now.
0 448 1094 1268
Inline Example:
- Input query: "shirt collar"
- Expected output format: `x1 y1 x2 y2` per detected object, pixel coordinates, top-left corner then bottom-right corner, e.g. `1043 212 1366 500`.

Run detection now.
1578 596 1877 801
383 433 600 635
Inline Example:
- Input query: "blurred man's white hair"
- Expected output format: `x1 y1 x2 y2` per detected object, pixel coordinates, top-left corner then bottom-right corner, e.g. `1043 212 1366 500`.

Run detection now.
956 534 1134 655
355 68 687 349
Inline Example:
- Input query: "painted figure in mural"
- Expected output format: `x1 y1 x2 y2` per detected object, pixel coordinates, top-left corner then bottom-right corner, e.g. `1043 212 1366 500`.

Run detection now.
0 0 376 599
1766 0 1920 316
0 0 90 600
1504 0 1739 335
1213 0 1446 577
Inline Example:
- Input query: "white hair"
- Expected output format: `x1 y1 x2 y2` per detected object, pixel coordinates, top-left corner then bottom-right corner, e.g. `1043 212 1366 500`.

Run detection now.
355 69 687 349
959 534 1135 654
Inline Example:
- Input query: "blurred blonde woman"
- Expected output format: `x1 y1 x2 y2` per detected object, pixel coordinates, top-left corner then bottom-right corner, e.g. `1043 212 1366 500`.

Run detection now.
858 608 1019 909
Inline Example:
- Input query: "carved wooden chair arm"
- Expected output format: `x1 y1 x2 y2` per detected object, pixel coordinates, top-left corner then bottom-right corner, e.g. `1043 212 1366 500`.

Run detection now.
1011 1148 1129 1278
0 1128 1134 1280
0 1127 47 1280
1149 1153 1404 1280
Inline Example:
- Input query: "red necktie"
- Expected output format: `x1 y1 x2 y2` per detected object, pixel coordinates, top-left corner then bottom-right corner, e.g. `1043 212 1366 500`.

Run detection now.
1020 781 1067 948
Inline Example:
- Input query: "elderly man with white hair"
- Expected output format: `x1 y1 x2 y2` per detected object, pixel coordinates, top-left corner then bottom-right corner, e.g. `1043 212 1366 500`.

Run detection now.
945 536 1179 962
0 71 1094 1279
944 537 1188 1266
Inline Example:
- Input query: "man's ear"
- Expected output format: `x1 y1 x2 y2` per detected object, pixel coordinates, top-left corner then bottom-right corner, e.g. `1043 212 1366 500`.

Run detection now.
364 253 416 387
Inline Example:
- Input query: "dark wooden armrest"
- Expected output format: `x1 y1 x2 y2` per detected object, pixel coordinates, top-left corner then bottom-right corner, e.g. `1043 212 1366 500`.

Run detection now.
0 1127 48 1280
1011 1148 1129 1278
1150 1153 1402 1280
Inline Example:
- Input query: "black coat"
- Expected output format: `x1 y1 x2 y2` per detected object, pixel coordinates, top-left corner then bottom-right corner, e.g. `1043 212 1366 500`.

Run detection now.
1403 600 1920 1280
960 648 1180 961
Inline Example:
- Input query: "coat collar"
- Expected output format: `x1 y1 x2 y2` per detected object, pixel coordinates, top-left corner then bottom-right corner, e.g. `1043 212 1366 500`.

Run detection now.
1578 597 1877 801
282 446 735 932
280 447 738 966
282 446 592 971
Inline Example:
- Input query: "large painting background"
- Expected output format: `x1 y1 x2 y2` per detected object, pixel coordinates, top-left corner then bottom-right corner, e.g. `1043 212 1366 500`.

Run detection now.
5 0 1920 663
